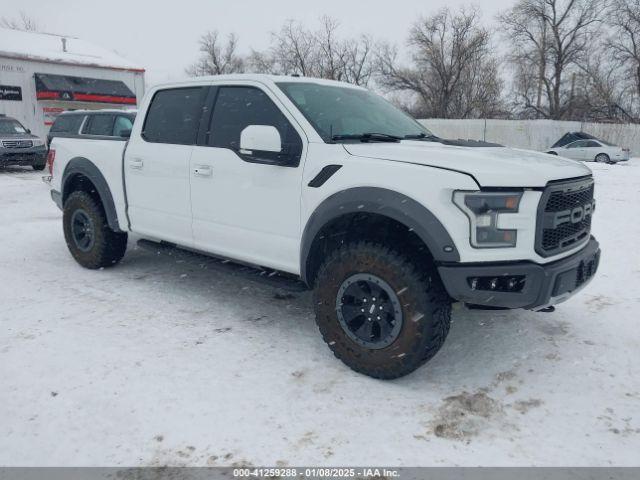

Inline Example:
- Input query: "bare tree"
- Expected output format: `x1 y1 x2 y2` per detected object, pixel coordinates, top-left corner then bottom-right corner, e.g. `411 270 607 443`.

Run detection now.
246 17 375 86
607 0 640 118
377 7 503 118
186 31 245 76
1 11 40 31
499 0 608 120
267 19 319 77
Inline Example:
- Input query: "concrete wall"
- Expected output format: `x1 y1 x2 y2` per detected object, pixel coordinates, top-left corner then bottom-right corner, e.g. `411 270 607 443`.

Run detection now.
419 118 640 155
0 56 144 139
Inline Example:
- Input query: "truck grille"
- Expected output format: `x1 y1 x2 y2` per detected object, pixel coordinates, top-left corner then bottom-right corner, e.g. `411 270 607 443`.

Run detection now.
2 140 33 149
536 177 595 257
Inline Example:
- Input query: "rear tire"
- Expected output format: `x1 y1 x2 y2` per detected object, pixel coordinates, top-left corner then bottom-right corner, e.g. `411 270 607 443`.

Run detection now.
595 153 610 163
313 242 451 379
63 191 128 269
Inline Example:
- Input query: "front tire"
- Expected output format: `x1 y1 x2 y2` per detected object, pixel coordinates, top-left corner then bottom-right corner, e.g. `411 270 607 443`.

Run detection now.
313 242 451 379
32 162 46 171
63 191 128 269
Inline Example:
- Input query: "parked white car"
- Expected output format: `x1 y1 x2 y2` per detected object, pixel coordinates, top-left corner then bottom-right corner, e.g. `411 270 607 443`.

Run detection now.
548 138 630 163
44 74 600 379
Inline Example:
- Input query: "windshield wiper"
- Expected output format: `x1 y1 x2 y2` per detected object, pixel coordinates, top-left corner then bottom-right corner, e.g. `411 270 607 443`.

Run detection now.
331 132 402 143
404 133 441 142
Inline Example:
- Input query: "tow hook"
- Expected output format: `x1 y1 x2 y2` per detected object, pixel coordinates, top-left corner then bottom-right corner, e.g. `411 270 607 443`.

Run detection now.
538 306 556 313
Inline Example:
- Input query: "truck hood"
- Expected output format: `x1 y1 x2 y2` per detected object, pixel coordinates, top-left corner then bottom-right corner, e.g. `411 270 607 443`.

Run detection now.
343 140 592 187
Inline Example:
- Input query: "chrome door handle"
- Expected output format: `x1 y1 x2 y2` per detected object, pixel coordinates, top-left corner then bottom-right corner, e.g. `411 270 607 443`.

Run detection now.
130 159 144 169
193 165 212 177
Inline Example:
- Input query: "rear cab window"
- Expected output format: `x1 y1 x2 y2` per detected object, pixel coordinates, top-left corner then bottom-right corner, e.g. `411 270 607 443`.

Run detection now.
113 116 134 137
83 114 116 136
50 114 85 134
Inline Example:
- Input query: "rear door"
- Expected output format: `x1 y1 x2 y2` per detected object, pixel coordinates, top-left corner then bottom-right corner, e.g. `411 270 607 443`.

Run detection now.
188 84 306 273
125 86 208 245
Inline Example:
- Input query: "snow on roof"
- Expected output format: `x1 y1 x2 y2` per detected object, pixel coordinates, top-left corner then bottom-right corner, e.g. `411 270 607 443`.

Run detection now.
0 27 144 72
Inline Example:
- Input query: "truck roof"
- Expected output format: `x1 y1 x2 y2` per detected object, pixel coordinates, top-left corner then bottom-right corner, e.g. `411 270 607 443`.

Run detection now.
151 74 366 91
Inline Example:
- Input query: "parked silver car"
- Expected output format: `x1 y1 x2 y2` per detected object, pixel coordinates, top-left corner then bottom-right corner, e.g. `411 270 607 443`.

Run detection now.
547 132 630 164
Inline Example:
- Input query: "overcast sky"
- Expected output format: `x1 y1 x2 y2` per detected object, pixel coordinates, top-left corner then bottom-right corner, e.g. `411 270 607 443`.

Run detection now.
5 0 515 86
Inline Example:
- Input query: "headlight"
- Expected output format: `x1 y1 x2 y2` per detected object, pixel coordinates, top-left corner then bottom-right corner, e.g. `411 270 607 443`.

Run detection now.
32 139 45 147
453 191 523 248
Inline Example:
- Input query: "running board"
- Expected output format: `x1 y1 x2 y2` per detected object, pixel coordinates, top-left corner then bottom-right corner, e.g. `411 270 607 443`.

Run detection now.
136 239 308 293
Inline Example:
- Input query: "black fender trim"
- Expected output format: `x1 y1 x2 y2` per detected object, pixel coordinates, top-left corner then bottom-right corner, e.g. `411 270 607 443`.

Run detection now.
62 157 123 232
300 187 460 284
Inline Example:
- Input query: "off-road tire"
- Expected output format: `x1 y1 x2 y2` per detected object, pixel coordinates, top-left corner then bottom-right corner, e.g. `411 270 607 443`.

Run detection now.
313 242 452 379
63 191 128 269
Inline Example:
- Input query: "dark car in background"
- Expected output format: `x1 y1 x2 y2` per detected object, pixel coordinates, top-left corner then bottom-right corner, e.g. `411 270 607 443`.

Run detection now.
47 110 136 145
0 114 47 171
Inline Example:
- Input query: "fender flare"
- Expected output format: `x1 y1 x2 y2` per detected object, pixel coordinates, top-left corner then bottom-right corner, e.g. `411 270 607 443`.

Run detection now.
62 157 123 232
300 187 460 284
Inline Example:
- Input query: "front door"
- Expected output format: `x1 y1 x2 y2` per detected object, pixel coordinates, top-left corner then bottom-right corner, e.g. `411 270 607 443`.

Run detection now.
189 85 306 273
125 86 208 245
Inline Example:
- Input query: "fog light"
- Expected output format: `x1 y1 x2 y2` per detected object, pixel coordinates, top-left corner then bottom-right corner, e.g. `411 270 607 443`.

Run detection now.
467 275 526 293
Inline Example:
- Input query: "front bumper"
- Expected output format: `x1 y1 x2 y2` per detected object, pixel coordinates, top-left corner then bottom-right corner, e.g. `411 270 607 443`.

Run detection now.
0 146 47 166
438 237 600 310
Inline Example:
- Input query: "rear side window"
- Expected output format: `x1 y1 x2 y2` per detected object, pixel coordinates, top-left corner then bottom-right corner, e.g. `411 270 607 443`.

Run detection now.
50 115 84 134
208 86 300 151
84 115 115 136
143 87 205 145
584 141 600 148
113 116 133 137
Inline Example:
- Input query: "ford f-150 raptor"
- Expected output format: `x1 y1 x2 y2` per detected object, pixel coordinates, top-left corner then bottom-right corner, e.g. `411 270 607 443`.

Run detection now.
44 75 600 379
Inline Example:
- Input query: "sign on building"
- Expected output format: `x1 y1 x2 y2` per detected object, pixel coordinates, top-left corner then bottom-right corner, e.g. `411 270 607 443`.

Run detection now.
0 85 22 101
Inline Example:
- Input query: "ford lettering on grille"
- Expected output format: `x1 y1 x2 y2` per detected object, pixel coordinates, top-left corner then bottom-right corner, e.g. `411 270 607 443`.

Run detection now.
536 178 595 257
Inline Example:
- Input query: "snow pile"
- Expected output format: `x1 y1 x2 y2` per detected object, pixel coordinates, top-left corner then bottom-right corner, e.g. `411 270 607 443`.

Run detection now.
0 27 142 71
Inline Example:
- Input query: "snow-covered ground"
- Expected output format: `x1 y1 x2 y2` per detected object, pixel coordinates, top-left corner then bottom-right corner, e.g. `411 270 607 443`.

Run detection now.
1 162 638 467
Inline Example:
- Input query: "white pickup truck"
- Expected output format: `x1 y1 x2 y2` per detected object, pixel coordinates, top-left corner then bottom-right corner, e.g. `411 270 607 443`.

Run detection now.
45 75 600 379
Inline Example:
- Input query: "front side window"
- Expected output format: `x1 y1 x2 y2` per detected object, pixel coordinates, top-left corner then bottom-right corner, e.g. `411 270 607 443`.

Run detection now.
567 141 585 149
143 87 205 145
277 82 431 142
85 115 115 136
50 114 84 134
0 119 28 134
113 116 133 137
208 86 301 152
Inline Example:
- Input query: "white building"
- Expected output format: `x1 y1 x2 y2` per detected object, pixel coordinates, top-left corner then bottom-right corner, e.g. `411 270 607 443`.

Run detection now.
0 27 145 139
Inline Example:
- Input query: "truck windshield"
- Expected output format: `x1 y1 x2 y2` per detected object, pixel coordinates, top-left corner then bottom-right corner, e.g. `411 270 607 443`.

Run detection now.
277 82 432 143
0 119 28 135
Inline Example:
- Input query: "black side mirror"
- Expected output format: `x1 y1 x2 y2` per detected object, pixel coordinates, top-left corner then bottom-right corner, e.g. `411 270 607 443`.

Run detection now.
119 129 132 139
26 128 31 134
